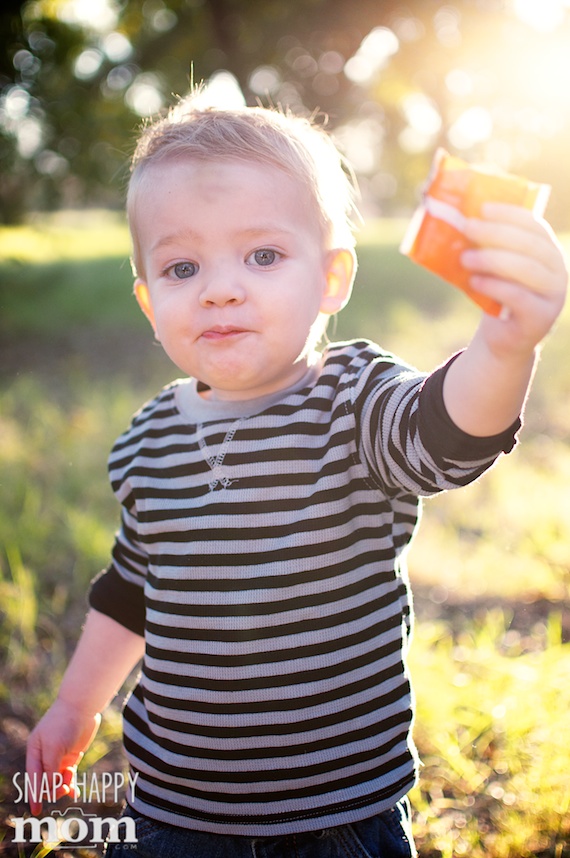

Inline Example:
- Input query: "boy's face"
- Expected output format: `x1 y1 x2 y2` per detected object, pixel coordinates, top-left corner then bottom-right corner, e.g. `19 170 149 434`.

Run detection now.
131 158 354 401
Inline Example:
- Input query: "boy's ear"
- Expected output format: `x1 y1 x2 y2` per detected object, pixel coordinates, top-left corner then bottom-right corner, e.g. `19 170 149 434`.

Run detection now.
320 248 356 315
134 279 157 333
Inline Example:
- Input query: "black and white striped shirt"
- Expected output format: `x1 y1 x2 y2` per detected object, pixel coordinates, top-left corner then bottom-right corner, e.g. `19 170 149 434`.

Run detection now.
90 340 519 835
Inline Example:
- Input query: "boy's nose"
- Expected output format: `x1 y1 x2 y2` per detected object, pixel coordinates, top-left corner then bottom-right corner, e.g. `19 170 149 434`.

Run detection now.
198 269 246 307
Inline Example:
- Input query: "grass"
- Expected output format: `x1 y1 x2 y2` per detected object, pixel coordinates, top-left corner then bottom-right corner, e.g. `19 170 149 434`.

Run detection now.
410 615 570 857
0 212 136 334
1 212 569 856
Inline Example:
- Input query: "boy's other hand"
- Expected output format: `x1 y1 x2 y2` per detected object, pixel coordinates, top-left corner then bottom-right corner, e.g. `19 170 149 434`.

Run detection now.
25 699 101 815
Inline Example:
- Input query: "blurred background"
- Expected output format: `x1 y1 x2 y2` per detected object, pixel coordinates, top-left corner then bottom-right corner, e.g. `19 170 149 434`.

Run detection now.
3 0 570 227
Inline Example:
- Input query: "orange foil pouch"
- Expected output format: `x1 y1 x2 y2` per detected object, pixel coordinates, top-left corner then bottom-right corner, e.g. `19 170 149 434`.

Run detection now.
400 148 551 315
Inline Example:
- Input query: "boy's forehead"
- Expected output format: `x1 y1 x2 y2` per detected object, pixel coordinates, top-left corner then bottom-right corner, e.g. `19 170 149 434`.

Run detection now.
131 156 316 217
129 155 327 246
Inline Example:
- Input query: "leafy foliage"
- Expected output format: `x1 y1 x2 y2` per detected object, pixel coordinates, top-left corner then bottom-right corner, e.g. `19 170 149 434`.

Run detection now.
3 0 570 228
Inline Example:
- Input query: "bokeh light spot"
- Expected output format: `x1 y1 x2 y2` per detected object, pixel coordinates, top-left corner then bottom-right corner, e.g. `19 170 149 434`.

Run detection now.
448 106 493 149
512 0 566 32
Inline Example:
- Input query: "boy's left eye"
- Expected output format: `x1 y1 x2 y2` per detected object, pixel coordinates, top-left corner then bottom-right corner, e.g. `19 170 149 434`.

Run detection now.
247 249 279 266
172 261 198 279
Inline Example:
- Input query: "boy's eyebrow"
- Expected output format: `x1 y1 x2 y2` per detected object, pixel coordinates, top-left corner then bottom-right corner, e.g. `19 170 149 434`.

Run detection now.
149 225 297 254
150 229 200 253
238 225 297 240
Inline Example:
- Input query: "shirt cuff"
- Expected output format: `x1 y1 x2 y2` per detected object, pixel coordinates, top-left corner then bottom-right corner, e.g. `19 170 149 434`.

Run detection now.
89 566 145 637
418 352 522 461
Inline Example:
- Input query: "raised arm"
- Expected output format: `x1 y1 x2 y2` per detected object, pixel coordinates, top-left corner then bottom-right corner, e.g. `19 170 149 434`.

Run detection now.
442 202 567 436
26 608 145 815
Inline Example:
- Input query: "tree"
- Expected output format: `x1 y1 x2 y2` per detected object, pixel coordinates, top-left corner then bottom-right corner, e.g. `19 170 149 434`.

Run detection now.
2 0 570 226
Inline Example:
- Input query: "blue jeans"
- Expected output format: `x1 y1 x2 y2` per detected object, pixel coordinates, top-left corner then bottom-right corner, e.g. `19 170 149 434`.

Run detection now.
104 800 416 858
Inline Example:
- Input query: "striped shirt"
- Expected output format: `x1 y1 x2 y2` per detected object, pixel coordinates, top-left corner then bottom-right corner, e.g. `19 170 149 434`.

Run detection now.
90 339 519 835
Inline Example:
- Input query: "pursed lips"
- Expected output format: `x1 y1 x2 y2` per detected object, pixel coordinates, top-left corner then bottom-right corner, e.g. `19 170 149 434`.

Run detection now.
200 325 249 341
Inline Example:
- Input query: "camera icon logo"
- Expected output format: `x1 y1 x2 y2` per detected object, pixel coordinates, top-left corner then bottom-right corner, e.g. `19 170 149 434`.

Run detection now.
52 806 98 821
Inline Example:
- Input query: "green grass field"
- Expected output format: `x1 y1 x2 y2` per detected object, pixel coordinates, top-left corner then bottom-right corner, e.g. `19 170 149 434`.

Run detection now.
1 212 569 856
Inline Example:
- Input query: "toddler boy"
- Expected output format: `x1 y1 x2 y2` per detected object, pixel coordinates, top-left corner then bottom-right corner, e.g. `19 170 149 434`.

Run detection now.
27 97 567 858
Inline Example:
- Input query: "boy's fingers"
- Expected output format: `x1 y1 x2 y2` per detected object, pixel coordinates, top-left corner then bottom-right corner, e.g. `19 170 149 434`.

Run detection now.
24 711 101 815
25 738 81 813
468 276 538 316
60 757 84 800
464 219 553 257
464 218 564 273
480 202 550 226
25 736 46 815
462 248 554 296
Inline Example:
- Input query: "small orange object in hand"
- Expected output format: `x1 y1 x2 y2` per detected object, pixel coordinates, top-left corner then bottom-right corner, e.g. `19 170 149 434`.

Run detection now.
400 149 551 316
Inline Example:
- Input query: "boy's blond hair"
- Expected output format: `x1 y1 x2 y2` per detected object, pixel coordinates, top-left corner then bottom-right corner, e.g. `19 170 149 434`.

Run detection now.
127 96 359 274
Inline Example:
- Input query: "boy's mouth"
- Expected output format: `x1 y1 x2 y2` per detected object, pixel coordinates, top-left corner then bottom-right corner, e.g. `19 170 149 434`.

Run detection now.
201 326 248 341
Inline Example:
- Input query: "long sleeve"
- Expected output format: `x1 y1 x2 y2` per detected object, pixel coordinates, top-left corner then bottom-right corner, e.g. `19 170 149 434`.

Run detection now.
356 349 520 496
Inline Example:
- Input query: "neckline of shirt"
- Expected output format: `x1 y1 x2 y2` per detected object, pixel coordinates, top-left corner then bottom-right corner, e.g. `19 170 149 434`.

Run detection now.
174 359 324 423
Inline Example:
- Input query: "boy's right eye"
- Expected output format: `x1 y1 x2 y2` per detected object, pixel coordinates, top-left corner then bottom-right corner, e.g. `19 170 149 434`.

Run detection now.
169 261 198 279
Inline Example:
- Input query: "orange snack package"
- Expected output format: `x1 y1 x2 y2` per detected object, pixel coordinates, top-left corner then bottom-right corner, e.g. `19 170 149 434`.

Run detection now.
400 149 551 315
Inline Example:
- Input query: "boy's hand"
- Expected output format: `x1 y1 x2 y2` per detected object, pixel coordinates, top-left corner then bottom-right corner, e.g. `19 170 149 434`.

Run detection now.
24 609 144 816
442 203 567 437
25 699 101 815
461 202 568 356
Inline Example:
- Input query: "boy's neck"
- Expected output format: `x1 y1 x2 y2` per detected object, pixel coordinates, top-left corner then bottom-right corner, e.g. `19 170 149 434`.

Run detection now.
176 358 324 423
195 350 324 403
